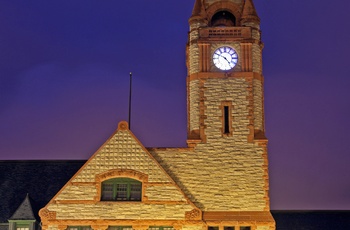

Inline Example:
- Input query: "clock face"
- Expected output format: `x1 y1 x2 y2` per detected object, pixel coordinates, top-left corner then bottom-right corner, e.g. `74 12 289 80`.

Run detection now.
212 46 238 71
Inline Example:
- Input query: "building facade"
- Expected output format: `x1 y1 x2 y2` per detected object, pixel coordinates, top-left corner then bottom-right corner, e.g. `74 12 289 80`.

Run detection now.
37 1 275 230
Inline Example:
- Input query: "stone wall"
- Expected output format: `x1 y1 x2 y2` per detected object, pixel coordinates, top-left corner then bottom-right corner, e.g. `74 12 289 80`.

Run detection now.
253 79 264 131
188 79 200 132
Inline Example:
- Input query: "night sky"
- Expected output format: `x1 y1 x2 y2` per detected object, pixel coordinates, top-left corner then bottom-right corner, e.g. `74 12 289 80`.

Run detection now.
1 0 350 210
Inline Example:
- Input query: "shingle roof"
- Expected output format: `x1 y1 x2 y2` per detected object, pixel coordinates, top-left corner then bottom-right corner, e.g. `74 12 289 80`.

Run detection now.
9 194 35 220
0 160 85 223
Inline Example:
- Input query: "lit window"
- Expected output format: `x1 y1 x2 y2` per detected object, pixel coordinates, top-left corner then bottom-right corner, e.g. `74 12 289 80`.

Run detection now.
101 178 142 201
108 226 133 230
16 224 29 230
16 227 29 230
149 227 174 230
67 226 92 230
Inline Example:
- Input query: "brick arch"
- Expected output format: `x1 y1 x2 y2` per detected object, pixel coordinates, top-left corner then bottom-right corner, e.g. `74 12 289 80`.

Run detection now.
95 169 149 183
206 1 242 26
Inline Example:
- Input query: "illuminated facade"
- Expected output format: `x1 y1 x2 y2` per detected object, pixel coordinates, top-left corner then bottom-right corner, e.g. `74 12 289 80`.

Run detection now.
39 1 275 230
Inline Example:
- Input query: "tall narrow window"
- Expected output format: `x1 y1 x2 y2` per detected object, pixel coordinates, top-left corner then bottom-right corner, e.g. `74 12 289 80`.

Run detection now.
224 106 230 134
221 101 232 135
101 178 142 201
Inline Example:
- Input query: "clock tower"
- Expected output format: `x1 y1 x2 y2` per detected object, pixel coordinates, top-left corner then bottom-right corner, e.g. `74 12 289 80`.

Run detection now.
185 0 275 228
187 0 264 145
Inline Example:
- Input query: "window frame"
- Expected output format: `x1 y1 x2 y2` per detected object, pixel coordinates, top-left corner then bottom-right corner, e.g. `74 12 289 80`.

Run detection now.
101 177 142 202
9 220 35 230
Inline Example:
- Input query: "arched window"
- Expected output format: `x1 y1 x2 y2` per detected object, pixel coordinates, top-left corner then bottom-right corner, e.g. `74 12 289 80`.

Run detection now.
101 178 142 201
210 11 236 27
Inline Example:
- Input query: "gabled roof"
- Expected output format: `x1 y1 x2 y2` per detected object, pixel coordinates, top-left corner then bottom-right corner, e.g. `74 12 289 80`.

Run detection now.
0 160 85 223
41 121 198 221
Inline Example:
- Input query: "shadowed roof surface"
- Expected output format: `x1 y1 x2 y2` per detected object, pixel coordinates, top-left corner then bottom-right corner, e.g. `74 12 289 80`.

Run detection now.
0 160 85 222
9 194 35 220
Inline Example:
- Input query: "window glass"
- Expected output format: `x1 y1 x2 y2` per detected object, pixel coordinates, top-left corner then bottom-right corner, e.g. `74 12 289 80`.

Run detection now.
17 228 29 230
16 224 29 230
67 226 92 230
224 227 235 230
130 183 142 200
208 227 219 230
116 184 128 200
108 226 132 230
149 227 174 230
240 227 251 230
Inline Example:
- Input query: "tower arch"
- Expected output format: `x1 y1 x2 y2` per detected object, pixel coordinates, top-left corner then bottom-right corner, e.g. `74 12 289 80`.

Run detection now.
206 1 242 27
210 10 236 26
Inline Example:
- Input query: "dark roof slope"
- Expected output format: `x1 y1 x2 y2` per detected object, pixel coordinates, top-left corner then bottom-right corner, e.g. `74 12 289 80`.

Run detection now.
0 160 85 223
9 194 35 220
271 211 350 229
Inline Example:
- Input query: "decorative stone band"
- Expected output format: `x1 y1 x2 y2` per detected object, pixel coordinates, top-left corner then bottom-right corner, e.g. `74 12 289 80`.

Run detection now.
203 211 275 228
95 169 149 183
187 72 263 82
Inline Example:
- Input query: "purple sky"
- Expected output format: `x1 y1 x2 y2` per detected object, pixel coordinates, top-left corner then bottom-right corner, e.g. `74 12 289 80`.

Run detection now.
1 0 350 210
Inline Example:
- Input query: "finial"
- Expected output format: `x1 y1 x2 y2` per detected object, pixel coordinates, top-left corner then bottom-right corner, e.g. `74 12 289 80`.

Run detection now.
118 121 129 130
241 0 260 25
191 0 206 20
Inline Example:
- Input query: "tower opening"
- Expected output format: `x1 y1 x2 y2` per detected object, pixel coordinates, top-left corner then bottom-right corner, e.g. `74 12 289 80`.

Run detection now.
210 11 236 27
224 106 230 134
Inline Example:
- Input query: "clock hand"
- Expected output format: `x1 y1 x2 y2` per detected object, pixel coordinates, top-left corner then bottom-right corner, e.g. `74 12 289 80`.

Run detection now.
219 54 231 65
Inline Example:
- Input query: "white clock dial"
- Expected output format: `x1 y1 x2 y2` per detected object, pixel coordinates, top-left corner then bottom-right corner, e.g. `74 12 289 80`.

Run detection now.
212 46 238 71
